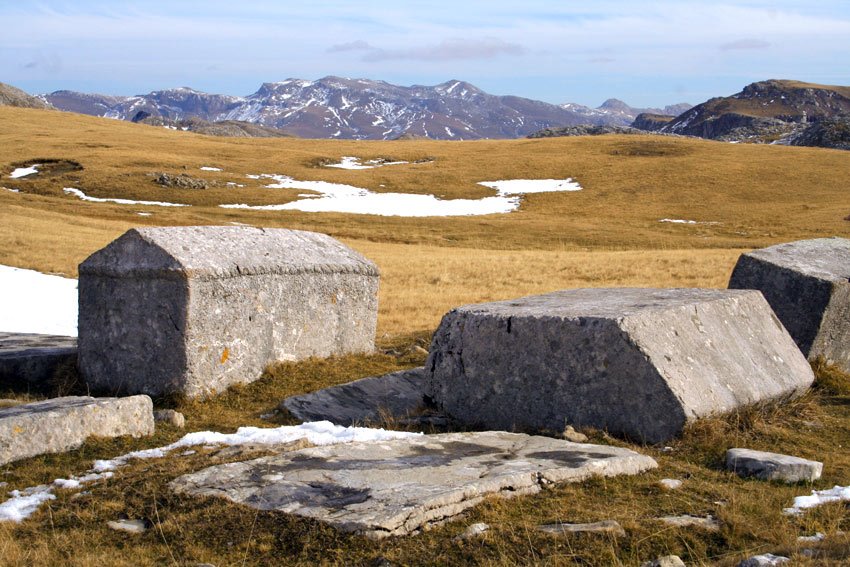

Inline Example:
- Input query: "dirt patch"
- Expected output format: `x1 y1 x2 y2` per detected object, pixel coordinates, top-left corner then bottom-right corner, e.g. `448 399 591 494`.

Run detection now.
8 158 83 177
608 141 693 157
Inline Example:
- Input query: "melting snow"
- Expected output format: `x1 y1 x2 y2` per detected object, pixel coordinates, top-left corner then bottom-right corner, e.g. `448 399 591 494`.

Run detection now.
2 187 20 193
200 166 222 172
9 165 40 179
660 218 698 224
63 188 188 207
324 157 409 170
784 486 850 515
223 174 582 217
0 421 419 522
0 265 78 336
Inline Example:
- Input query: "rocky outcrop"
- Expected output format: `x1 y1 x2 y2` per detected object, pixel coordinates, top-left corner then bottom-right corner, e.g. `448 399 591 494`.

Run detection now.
528 125 644 138
631 113 676 132
0 82 52 109
789 114 850 150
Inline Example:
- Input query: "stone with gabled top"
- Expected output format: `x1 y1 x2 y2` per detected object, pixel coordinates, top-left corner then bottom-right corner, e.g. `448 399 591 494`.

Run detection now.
78 226 379 398
426 288 815 443
729 237 850 372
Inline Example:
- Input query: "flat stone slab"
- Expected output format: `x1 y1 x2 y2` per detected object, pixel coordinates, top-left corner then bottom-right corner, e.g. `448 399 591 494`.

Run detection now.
729 237 850 372
537 520 626 537
726 448 823 483
426 288 814 443
657 514 720 531
0 332 77 387
170 431 657 538
280 367 429 426
0 395 154 465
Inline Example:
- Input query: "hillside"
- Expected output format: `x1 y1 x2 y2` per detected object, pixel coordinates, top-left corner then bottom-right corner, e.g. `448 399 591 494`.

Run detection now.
0 82 52 109
563 99 691 127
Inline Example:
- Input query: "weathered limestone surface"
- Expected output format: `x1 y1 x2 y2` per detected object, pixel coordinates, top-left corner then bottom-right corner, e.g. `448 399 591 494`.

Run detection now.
426 288 814 443
537 520 626 537
0 395 154 465
729 237 850 372
0 332 76 387
78 226 379 398
726 448 823 483
281 367 426 426
170 431 657 538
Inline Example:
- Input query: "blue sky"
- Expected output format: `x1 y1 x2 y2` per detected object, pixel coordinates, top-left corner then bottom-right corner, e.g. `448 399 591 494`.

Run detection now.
3 1 850 107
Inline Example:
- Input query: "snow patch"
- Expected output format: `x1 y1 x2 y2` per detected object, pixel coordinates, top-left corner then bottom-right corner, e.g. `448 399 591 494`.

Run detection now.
324 157 409 170
0 488 55 523
0 265 78 336
660 218 697 224
784 486 850 515
9 165 40 179
2 187 20 193
63 187 188 207
199 166 222 172
477 178 582 196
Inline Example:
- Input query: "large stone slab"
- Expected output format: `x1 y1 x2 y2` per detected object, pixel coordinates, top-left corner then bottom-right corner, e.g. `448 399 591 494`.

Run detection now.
0 395 154 465
0 332 77 388
280 367 427 426
726 448 823 483
729 237 850 372
425 288 814 443
78 226 379 398
170 431 657 538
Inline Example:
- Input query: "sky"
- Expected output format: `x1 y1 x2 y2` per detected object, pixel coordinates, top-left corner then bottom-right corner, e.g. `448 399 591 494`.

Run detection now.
2 1 850 108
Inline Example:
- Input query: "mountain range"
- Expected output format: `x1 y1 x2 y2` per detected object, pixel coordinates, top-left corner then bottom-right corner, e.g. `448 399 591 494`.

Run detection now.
37 77 690 140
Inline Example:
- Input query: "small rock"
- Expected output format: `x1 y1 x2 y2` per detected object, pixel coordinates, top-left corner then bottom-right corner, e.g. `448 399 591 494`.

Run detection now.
657 514 720 532
107 519 148 534
737 553 790 566
537 520 625 537
659 478 683 490
411 345 429 356
641 555 686 567
454 522 490 541
798 532 825 542
726 448 822 483
154 409 186 428
562 425 589 443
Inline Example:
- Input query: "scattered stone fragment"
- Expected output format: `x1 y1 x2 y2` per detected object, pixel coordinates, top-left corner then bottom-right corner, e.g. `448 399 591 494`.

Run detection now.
0 395 154 465
171 431 657 538
78 226 379 398
537 520 625 537
154 409 186 428
737 554 790 566
657 514 720 531
426 288 814 443
798 532 825 542
659 478 683 490
729 237 850 372
641 556 686 567
0 332 77 388
562 426 588 443
107 519 148 534
454 522 490 541
281 367 428 426
726 448 823 483
152 172 209 189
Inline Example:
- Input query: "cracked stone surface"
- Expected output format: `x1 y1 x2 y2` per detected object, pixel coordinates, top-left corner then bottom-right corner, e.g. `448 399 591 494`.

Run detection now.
281 367 429 426
729 237 850 372
170 431 657 538
0 332 76 387
426 288 814 443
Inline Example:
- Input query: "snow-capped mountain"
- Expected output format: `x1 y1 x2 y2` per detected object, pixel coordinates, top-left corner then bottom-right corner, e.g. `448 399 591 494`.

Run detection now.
41 77 680 140
561 99 692 127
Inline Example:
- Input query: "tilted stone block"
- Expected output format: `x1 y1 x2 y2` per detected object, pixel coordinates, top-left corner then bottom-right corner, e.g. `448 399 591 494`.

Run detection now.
0 395 153 465
726 448 822 483
425 288 814 443
729 237 850 372
0 332 77 388
78 226 379 398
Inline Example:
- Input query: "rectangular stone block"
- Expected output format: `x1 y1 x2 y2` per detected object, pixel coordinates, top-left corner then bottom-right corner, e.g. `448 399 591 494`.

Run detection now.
729 237 850 372
0 332 76 388
426 288 815 443
0 395 154 465
726 448 823 483
78 227 379 397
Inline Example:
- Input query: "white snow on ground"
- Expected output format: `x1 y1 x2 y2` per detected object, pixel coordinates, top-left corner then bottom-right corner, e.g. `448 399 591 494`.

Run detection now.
200 166 222 171
223 174 582 217
660 219 698 224
8 165 40 179
324 157 410 170
63 187 188 207
2 187 19 193
0 421 420 522
784 486 850 515
0 265 78 336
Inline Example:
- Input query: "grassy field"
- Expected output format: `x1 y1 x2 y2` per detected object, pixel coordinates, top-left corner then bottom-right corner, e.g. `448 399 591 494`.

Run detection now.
1 106 849 565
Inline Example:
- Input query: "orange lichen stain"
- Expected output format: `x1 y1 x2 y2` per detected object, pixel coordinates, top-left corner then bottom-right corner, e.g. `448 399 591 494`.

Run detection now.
220 347 230 364
330 294 337 304
12 425 23 435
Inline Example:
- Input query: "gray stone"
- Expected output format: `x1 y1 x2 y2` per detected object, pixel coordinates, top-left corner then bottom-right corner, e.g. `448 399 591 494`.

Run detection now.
659 478 683 490
78 226 379 398
737 554 790 567
657 514 720 531
537 520 625 537
726 448 822 483
153 409 186 428
106 519 148 534
0 332 77 387
281 367 428 426
641 556 686 567
170 430 657 538
455 522 490 540
729 237 850 372
0 395 154 465
425 288 814 443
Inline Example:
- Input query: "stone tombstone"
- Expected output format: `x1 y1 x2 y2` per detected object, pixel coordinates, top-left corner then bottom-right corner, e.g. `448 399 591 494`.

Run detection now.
729 237 850 372
425 288 814 443
78 226 379 397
